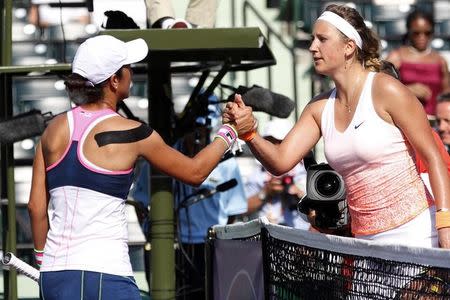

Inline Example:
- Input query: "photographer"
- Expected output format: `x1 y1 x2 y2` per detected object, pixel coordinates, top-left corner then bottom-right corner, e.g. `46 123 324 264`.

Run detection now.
244 119 309 229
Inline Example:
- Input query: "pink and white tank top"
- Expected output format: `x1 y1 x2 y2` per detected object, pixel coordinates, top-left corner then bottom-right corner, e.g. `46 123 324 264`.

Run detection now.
321 72 433 235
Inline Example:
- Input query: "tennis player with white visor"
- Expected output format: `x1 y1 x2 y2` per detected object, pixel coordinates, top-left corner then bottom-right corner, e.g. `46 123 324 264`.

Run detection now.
27 34 255 299
223 4 450 249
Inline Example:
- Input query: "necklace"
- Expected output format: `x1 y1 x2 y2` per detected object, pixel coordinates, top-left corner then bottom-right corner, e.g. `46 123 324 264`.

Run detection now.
341 74 363 113
344 103 351 113
342 94 352 113
408 46 432 56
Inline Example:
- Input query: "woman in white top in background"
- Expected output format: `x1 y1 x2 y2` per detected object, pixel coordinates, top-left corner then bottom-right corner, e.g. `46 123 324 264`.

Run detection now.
224 4 450 249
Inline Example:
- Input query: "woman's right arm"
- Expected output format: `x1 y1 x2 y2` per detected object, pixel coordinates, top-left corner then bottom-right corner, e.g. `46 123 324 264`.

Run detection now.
137 125 255 187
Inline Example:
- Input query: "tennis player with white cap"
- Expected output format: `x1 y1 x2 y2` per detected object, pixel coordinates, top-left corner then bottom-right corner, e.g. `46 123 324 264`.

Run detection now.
27 34 255 299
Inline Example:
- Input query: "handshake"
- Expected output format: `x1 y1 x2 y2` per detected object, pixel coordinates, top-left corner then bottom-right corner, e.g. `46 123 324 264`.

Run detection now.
208 94 258 154
220 85 295 139
221 94 259 143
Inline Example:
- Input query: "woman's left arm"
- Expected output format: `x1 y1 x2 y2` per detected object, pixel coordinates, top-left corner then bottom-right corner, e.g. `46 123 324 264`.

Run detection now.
28 141 49 251
375 74 450 248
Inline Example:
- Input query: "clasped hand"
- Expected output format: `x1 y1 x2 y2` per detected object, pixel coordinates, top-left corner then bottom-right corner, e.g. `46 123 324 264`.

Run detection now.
222 94 257 136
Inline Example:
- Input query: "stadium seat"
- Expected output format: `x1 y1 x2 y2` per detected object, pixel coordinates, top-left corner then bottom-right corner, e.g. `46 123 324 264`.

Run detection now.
433 0 450 21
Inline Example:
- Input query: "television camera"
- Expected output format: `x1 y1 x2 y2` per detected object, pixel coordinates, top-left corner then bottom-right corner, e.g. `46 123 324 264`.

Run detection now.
297 163 349 231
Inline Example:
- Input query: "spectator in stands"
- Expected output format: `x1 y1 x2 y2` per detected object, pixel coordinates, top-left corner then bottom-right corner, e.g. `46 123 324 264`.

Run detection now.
386 9 450 116
28 0 94 63
147 0 219 29
92 0 148 29
244 118 309 230
27 35 252 299
224 4 450 249
436 94 450 154
28 0 91 28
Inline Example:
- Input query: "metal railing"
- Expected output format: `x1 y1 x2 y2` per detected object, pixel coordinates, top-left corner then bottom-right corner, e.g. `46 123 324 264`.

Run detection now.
243 0 300 120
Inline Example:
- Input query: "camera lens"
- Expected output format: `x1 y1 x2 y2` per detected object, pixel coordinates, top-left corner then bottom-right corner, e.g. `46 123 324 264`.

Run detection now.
315 172 340 197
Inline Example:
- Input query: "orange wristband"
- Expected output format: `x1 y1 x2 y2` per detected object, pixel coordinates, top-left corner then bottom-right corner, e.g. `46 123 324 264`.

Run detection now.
239 129 256 142
436 210 450 230
239 120 258 142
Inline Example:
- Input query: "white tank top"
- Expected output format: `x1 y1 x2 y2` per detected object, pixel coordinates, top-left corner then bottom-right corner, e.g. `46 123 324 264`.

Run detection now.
41 108 133 276
321 72 433 235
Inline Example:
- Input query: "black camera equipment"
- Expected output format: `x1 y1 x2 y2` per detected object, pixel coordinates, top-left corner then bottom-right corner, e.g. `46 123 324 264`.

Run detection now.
0 110 53 144
280 175 299 211
297 163 349 230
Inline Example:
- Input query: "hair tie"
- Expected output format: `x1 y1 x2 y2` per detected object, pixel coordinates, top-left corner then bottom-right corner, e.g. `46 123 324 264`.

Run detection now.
85 80 95 87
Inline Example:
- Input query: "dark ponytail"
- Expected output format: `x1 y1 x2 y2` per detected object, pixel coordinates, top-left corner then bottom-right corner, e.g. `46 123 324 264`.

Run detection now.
64 73 103 105
64 67 124 105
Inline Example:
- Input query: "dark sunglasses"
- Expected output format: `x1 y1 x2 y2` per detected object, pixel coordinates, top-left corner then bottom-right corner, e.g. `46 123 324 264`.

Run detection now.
411 30 433 37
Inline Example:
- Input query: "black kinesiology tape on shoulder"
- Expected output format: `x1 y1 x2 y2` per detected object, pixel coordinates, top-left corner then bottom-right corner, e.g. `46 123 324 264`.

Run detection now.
95 123 153 147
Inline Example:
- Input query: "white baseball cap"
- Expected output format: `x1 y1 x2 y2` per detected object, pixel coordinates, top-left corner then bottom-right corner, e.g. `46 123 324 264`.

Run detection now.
262 119 293 141
72 35 148 85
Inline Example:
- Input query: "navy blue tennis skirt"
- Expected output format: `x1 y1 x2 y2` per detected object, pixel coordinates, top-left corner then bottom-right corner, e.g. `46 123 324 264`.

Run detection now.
39 270 141 300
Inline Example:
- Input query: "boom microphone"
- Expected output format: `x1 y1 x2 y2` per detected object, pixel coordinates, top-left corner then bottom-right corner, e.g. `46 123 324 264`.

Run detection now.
181 178 238 208
228 85 295 118
0 110 54 144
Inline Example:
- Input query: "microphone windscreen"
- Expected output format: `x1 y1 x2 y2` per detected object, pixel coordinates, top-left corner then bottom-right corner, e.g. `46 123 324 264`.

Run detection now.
270 91 295 118
242 87 294 118
0 110 46 144
216 178 238 192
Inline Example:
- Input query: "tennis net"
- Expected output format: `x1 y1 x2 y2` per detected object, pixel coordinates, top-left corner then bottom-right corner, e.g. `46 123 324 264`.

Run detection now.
211 217 450 299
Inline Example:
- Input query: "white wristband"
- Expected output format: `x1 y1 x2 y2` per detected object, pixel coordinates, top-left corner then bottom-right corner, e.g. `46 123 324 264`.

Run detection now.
214 124 238 150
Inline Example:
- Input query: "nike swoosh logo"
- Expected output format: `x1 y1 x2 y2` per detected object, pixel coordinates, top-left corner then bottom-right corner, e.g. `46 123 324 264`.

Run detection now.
354 121 365 129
